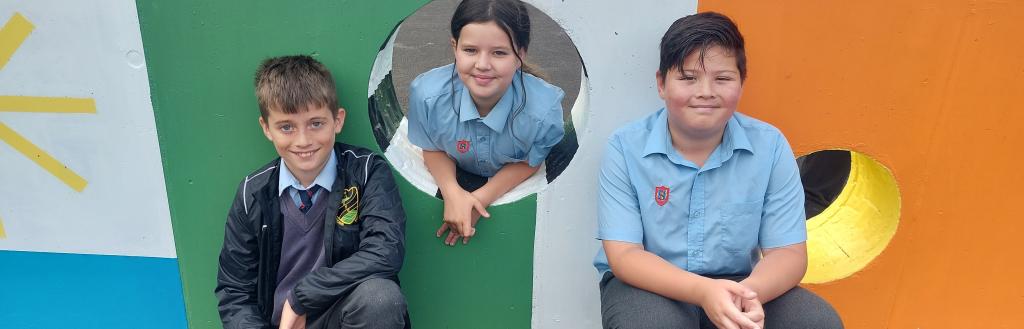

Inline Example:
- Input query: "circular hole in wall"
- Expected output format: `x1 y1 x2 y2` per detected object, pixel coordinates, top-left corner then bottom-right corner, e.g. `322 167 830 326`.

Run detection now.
797 150 901 284
367 0 586 204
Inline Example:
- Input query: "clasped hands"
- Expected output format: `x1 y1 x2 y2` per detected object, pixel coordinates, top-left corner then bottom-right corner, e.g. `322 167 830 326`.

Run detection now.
436 188 491 246
700 279 765 329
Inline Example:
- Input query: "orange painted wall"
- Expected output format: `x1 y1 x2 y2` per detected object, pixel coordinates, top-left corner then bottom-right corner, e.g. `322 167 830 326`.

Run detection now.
697 1 1024 328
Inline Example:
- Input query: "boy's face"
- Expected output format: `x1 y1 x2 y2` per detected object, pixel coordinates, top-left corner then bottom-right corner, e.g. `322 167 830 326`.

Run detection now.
451 21 523 112
657 45 743 140
259 104 345 185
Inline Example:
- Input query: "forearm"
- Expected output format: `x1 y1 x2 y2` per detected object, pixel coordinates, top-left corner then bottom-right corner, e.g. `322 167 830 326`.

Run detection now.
473 162 539 205
606 242 711 305
741 243 807 303
422 151 461 195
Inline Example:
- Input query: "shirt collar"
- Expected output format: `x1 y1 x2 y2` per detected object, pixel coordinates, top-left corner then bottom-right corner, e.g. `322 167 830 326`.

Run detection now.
642 109 754 160
457 81 516 133
277 149 337 196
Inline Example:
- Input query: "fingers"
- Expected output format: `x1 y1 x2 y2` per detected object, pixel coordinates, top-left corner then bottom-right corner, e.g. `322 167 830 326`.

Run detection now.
741 297 765 323
711 315 740 329
725 281 758 300
445 231 459 246
725 306 760 329
462 222 474 240
436 223 450 237
473 200 491 218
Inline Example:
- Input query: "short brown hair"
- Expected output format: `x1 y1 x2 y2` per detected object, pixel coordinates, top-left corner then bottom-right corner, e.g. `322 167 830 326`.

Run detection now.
659 12 746 82
254 55 339 120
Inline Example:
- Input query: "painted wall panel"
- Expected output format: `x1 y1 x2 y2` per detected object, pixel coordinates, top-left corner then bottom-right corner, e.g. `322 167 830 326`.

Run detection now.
525 1 697 327
0 0 175 258
0 250 187 328
698 1 1024 328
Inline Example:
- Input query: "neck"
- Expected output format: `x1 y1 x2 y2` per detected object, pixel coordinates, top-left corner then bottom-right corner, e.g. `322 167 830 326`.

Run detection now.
474 98 498 117
668 123 725 168
292 162 327 188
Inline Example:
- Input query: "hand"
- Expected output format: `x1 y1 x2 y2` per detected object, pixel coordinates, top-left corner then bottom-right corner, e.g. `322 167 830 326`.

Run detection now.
437 208 484 246
279 299 307 329
740 297 765 329
700 279 761 329
436 188 490 245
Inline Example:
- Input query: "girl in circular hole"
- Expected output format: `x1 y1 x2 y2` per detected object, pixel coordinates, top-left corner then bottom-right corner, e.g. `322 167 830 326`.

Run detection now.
407 0 565 246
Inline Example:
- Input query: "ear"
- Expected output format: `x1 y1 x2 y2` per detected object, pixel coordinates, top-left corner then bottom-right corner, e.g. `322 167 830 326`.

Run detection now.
655 71 667 100
258 116 274 141
450 38 458 56
334 107 346 134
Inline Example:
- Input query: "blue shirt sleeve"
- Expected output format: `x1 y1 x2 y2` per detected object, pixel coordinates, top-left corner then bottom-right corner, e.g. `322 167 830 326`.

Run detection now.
525 97 565 167
758 133 808 248
406 77 440 151
597 134 644 243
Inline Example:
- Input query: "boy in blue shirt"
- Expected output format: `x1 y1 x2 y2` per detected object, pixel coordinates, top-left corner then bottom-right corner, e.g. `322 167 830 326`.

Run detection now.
216 55 408 329
595 13 842 329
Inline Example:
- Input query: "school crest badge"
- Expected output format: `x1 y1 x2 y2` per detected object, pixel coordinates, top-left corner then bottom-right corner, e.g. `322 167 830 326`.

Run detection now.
456 139 470 154
336 186 360 226
654 186 670 206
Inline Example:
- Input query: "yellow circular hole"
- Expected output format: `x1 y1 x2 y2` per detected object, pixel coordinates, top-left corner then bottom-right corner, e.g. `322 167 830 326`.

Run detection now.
800 150 901 284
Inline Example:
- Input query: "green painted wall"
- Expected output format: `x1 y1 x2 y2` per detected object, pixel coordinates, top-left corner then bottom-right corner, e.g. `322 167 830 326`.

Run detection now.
137 1 537 328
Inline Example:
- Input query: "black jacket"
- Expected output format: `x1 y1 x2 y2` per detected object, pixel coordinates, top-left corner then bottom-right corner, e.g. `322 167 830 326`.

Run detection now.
215 143 406 329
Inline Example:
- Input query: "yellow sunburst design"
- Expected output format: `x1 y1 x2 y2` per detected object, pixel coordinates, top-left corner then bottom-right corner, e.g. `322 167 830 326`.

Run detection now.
0 12 95 193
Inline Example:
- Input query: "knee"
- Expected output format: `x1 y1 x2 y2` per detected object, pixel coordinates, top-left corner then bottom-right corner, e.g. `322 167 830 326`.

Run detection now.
766 288 844 329
601 277 698 329
807 299 844 329
352 279 407 316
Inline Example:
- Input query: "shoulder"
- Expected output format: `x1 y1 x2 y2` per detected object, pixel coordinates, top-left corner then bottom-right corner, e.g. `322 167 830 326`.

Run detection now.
522 73 565 105
732 112 789 149
333 142 388 185
238 158 279 192
521 73 565 118
410 64 458 102
231 157 281 215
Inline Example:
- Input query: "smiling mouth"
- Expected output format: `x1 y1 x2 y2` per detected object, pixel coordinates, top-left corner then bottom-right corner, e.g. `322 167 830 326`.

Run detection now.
472 75 495 84
292 149 318 159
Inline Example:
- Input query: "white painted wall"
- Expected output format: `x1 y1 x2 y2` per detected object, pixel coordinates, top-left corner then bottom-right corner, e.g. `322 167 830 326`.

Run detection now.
526 1 697 327
0 1 175 258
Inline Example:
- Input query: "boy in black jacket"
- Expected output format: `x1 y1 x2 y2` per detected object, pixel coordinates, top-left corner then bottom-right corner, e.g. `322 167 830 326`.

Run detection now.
216 55 407 329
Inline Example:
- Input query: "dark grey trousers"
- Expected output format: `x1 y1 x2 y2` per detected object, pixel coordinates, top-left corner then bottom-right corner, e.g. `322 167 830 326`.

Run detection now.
307 278 409 329
600 274 843 329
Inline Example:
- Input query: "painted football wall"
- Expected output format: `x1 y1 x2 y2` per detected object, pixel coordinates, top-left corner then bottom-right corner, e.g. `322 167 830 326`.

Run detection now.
2 0 1021 328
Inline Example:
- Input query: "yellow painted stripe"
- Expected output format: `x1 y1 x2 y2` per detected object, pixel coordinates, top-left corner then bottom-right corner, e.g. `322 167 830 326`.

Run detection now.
0 121 87 191
0 96 96 113
0 13 33 71
0 214 6 238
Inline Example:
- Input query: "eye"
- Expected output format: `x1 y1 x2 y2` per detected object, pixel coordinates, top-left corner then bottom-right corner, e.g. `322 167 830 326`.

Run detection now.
494 50 509 56
679 75 696 81
279 124 294 133
462 47 477 54
716 76 734 81
310 121 325 129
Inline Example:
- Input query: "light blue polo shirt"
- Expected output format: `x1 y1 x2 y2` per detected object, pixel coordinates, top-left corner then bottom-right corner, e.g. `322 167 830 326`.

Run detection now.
407 64 565 177
278 149 337 207
594 108 806 277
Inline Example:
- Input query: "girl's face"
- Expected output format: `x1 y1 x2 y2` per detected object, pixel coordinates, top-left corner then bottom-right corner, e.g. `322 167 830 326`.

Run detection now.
657 45 743 140
452 21 523 114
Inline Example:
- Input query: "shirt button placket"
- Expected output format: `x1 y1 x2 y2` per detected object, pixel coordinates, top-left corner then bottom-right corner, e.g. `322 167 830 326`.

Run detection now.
687 173 706 272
